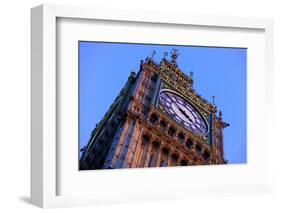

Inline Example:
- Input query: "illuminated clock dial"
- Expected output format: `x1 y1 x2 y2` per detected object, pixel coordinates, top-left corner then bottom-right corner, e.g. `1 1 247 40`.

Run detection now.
159 90 208 135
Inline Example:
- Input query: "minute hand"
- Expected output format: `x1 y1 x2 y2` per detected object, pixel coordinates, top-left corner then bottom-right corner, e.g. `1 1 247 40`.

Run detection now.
179 108 193 123
166 94 193 123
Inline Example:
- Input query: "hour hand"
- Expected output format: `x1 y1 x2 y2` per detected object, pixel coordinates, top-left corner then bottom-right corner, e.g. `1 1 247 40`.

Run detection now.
185 114 193 123
179 108 193 123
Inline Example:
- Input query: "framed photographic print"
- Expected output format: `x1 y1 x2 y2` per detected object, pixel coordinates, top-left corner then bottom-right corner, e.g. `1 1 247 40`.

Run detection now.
31 4 274 208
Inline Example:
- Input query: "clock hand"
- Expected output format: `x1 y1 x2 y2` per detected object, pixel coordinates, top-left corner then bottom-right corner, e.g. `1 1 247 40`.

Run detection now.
177 105 194 123
166 94 194 123
182 110 194 123
187 115 193 123
178 108 191 120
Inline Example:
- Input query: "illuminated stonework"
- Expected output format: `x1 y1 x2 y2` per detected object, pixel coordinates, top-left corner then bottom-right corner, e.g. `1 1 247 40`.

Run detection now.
79 51 229 170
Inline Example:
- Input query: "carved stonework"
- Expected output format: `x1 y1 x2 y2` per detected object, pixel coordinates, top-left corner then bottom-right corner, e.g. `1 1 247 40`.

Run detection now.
80 52 229 170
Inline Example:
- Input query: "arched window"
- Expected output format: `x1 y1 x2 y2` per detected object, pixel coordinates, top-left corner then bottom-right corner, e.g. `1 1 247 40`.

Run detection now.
139 142 149 167
178 132 185 144
142 134 150 143
195 144 202 156
160 160 166 167
149 113 158 125
203 150 210 162
171 153 179 166
193 158 197 164
139 134 150 167
160 120 167 131
186 138 193 149
180 159 188 166
148 142 160 167
168 126 176 138
148 154 154 167
160 147 169 167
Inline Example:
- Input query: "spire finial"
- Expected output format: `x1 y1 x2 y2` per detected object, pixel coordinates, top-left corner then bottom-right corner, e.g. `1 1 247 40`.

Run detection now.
170 49 180 66
212 95 215 105
219 110 222 119
190 71 193 79
163 51 168 59
150 50 156 60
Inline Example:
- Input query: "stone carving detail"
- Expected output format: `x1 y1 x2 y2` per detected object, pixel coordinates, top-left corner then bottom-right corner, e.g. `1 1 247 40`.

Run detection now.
79 51 229 170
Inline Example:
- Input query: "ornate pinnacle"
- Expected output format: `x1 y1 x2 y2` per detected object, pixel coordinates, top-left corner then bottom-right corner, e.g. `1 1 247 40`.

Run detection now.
219 110 222 120
150 50 156 60
190 71 193 79
212 95 215 105
170 48 180 66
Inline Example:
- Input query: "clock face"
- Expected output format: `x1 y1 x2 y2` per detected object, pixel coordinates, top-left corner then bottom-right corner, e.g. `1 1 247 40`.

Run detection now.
159 90 208 136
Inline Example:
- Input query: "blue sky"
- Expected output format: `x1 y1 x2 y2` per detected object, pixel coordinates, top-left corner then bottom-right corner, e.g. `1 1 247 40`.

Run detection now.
79 41 247 164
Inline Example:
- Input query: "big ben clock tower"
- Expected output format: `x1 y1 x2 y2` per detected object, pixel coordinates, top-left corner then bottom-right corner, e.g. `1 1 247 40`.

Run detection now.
79 49 229 170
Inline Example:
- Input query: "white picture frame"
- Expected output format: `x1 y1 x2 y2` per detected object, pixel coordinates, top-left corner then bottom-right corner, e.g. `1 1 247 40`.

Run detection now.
31 4 274 208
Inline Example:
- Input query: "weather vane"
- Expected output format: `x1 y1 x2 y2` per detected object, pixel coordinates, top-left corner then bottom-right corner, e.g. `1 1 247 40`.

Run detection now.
170 48 180 66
